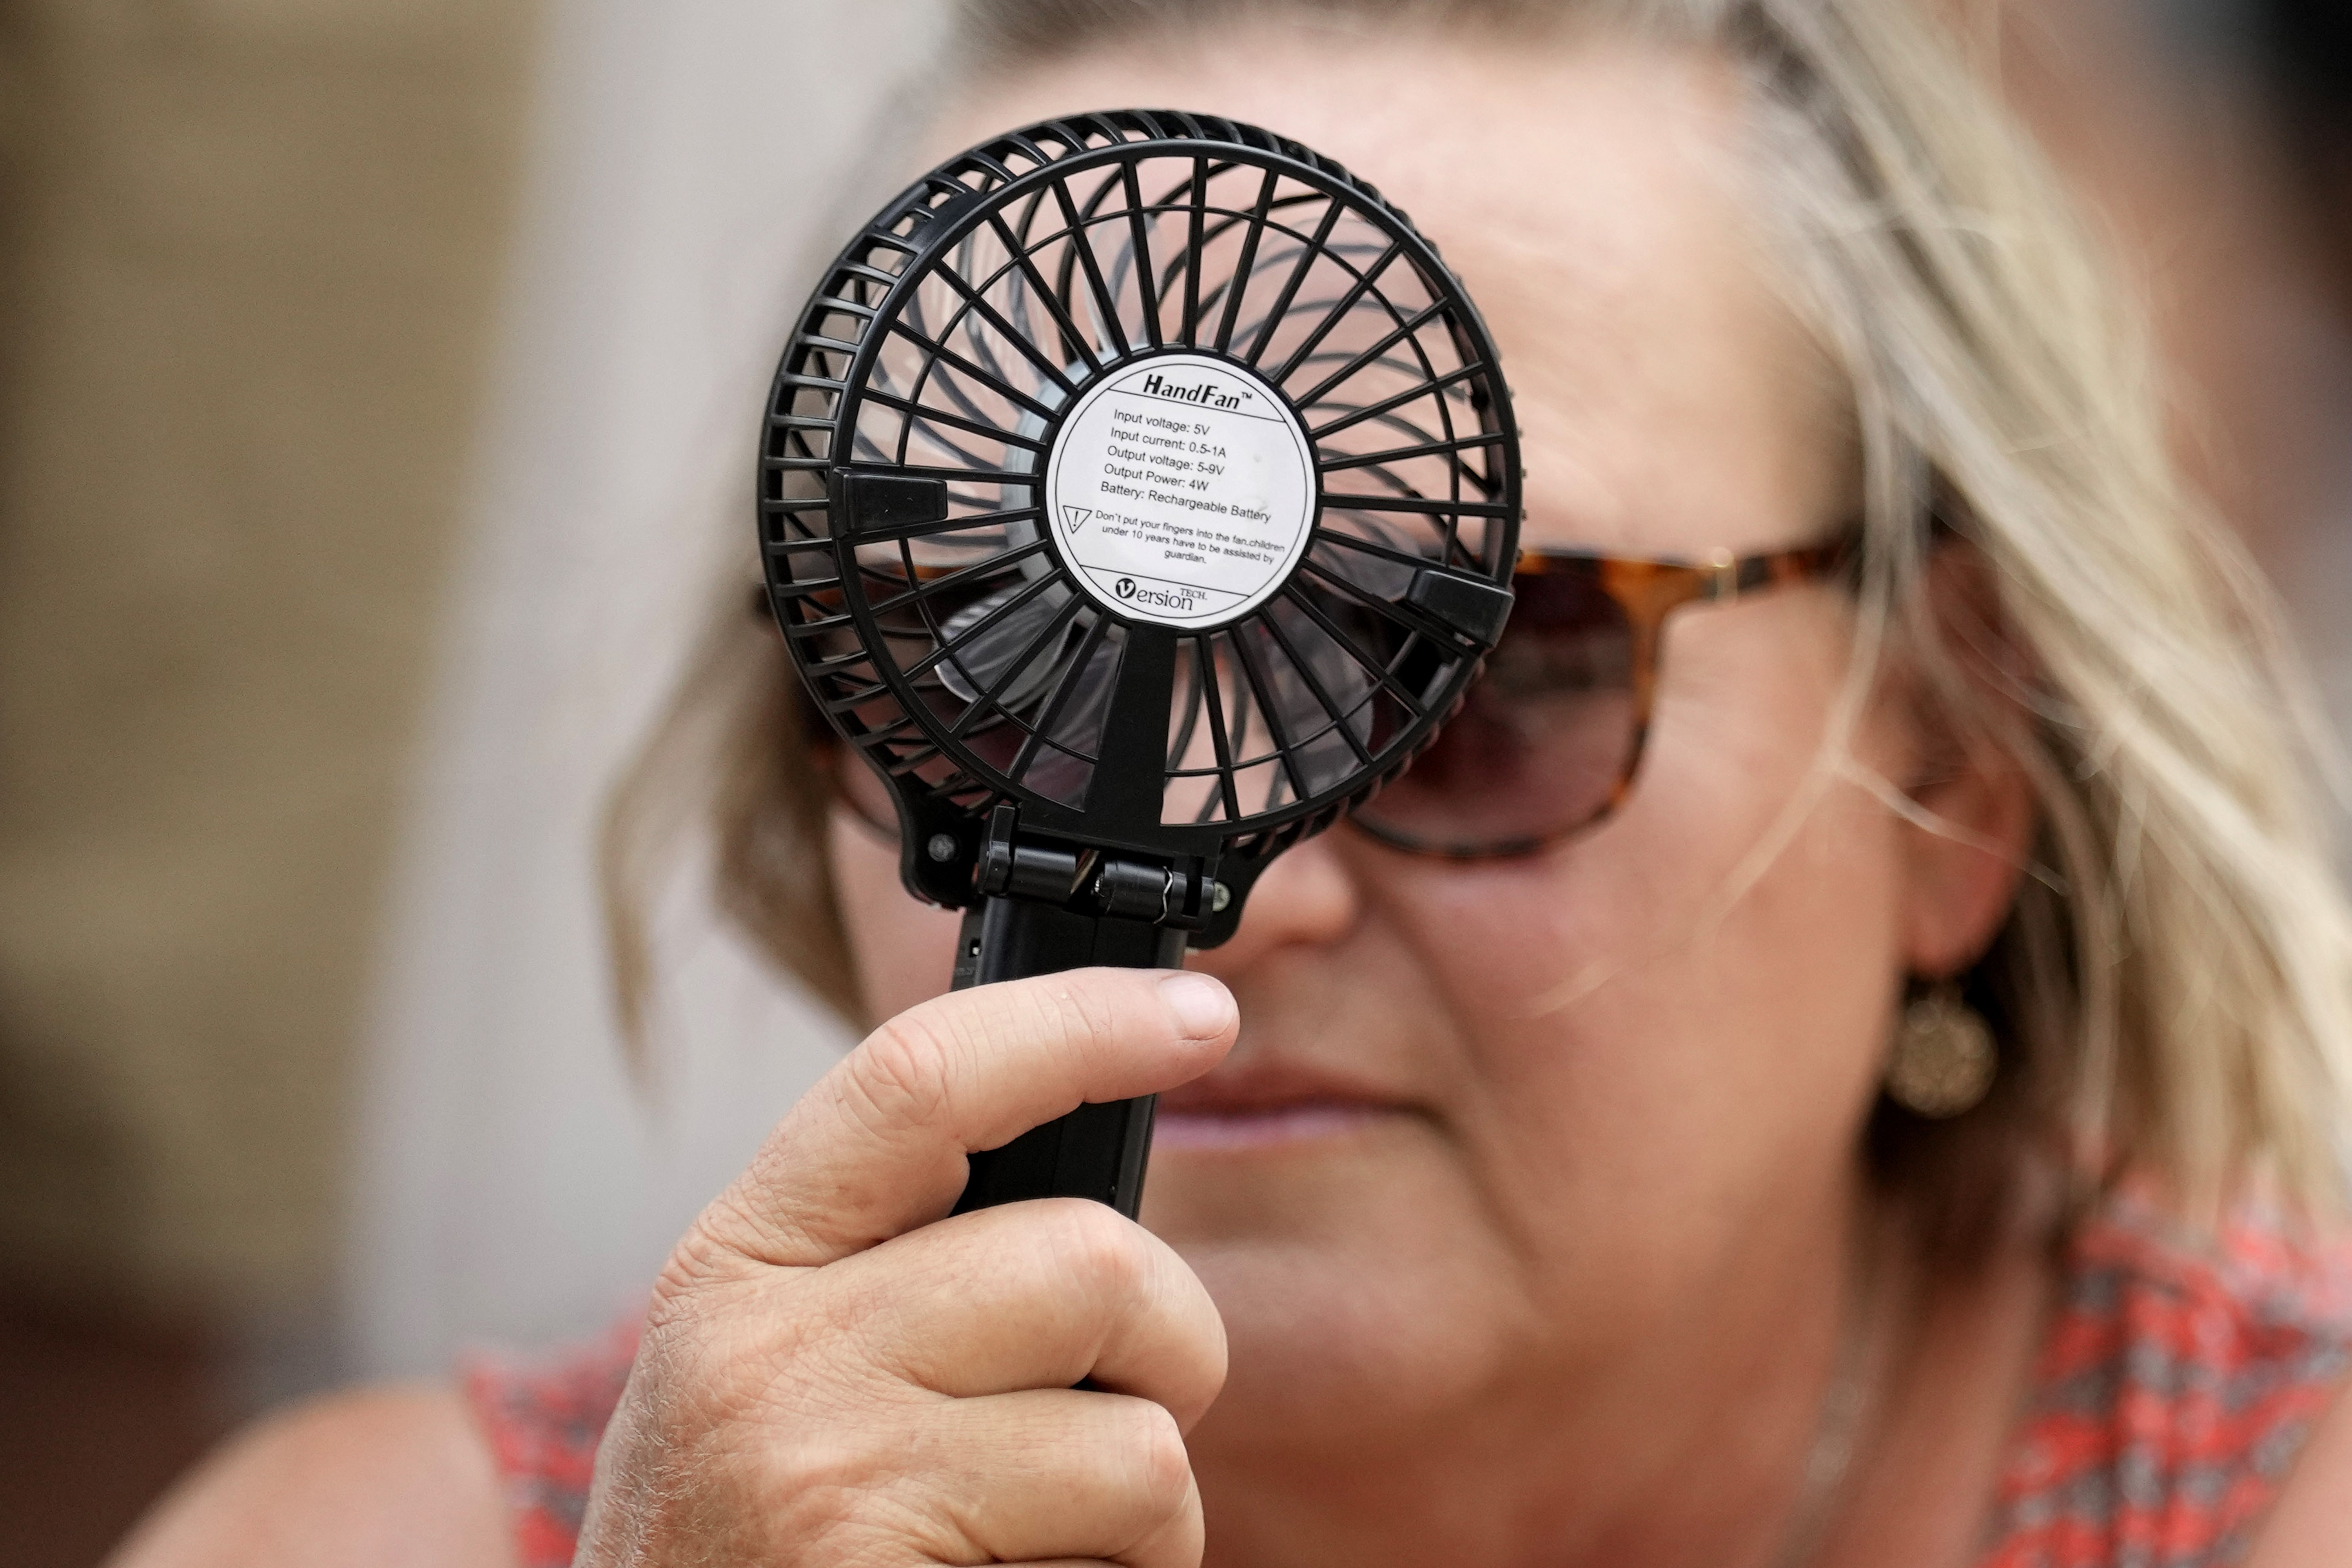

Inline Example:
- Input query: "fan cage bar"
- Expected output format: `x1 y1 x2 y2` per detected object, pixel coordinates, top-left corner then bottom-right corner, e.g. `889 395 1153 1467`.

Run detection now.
760 112 1518 840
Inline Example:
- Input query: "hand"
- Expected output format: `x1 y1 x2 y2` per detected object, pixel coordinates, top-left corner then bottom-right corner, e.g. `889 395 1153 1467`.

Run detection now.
573 967 1240 1568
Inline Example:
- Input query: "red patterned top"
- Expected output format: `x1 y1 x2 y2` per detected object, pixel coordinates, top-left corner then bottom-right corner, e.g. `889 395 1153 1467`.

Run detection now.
1980 1203 2352 1565
465 1203 2352 1568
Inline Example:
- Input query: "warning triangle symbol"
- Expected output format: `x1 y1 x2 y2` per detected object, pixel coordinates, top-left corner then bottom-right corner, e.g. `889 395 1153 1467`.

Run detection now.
1063 507 1093 534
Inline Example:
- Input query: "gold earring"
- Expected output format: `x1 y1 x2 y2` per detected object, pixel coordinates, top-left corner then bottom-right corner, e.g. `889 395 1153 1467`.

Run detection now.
1885 983 1996 1118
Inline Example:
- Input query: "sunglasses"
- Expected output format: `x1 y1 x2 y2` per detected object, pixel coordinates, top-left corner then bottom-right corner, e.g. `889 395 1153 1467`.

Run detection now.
1349 535 1855 857
788 534 1854 861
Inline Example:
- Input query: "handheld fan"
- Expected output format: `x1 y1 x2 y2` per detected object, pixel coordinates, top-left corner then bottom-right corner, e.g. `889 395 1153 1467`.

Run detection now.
760 111 1519 1218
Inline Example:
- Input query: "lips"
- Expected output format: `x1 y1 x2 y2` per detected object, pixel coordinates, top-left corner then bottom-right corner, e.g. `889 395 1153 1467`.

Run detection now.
1151 1062 1415 1152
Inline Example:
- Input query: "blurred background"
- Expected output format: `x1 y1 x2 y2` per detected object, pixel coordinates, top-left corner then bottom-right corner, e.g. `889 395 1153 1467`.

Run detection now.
0 1 2347 1564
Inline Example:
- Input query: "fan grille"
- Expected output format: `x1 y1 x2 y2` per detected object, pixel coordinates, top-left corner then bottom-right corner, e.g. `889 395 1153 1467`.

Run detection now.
761 110 1518 859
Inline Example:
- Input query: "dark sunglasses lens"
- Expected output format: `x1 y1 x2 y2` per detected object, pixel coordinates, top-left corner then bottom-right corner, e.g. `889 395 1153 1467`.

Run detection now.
1356 566 1641 854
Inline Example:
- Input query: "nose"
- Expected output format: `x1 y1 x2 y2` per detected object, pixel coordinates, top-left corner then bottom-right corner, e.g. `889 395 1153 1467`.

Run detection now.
1191 828 1361 978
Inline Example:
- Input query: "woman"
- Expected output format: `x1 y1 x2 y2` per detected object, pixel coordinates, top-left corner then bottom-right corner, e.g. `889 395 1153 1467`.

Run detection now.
114 1 2352 1564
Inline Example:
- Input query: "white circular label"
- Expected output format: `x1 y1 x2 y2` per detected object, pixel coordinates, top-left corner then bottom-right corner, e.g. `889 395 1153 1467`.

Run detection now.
1045 353 1316 630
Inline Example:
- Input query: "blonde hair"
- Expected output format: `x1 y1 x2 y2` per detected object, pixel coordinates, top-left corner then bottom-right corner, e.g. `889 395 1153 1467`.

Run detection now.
607 0 2352 1230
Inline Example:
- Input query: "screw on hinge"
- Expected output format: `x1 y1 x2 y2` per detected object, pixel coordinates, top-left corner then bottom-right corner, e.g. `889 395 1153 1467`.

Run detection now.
927 833 958 863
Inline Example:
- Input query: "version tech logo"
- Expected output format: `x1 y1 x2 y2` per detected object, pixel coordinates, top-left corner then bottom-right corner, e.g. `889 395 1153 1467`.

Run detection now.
1114 577 1207 614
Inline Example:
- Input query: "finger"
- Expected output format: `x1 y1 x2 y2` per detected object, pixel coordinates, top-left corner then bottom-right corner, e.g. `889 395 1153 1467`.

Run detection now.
873 1387 1204 1568
818 1198 1227 1429
697 969 1236 1270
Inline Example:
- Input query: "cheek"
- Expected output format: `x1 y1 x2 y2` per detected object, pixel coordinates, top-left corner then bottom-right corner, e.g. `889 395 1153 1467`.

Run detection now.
1385 606 1906 1276
1409 601 1901 1025
827 811 964 1024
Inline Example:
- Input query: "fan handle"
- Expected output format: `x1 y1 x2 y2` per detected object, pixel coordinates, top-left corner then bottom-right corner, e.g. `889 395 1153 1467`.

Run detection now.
947 896 1187 1219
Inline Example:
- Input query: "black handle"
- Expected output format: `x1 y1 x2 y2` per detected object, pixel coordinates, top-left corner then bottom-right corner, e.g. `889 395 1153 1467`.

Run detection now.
948 896 1188 1219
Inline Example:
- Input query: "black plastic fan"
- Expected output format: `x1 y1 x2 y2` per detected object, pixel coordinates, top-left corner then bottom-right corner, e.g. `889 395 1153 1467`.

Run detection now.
760 111 1519 1216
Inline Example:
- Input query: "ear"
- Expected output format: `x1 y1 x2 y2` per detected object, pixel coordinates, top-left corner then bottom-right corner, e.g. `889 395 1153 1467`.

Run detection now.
1895 540 2038 980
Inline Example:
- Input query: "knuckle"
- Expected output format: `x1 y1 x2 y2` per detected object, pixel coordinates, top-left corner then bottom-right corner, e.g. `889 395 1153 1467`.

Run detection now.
975 974 1123 1067
773 1418 1000 1566
1113 1397 1194 1517
645 1249 720 1332
764 1437 907 1554
647 1204 766 1322
1040 1198 1153 1303
846 1012 958 1134
1043 974 1125 1061
768 1430 878 1505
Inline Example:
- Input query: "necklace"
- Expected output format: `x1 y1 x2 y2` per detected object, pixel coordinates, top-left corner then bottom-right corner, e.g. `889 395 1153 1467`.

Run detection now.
1766 1213 1903 1568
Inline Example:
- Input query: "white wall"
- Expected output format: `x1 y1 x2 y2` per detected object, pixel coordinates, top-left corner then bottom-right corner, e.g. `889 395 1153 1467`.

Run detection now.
348 0 949 1377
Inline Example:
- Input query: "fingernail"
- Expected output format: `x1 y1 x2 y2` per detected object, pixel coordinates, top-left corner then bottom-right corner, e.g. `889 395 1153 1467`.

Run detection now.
1159 972 1236 1040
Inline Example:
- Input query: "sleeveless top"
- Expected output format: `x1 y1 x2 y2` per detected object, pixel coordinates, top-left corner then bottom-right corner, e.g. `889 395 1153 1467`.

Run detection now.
464 1201 2352 1568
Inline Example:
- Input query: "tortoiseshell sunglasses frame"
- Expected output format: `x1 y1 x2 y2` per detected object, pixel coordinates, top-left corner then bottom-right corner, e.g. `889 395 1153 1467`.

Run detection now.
1350 534 1858 860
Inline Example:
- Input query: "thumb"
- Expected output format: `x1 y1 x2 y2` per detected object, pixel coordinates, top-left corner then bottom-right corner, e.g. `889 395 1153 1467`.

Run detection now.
688 967 1236 1272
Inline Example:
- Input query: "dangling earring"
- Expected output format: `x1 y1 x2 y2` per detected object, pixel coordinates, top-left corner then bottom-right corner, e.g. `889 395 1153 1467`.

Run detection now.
1885 982 1996 1118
